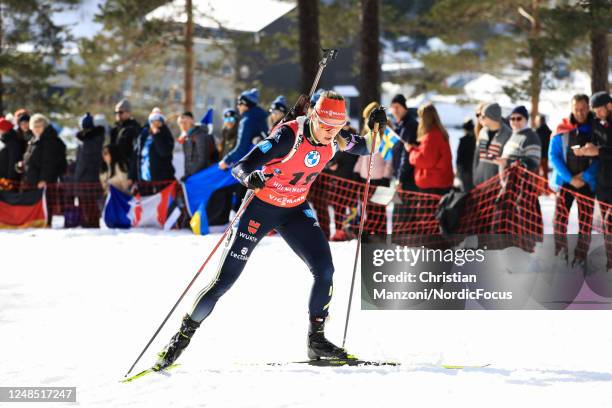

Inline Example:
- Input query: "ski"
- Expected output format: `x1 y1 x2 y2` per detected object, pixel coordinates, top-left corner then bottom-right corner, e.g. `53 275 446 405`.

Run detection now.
120 363 180 383
266 358 400 367
442 363 491 369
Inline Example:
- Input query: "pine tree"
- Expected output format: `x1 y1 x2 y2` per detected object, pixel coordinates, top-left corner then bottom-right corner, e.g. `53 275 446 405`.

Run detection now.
360 0 380 115
420 0 586 123
297 0 321 95
0 0 80 114
66 0 173 119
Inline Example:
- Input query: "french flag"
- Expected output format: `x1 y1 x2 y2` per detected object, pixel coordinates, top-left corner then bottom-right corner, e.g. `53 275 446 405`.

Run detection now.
103 182 181 230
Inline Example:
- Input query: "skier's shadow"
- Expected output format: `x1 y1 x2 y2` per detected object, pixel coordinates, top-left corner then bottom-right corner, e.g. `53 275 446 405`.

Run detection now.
415 365 612 387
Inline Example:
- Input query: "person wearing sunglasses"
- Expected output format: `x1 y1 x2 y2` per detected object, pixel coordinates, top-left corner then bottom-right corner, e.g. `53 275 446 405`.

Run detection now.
154 91 387 370
495 106 541 172
109 98 141 169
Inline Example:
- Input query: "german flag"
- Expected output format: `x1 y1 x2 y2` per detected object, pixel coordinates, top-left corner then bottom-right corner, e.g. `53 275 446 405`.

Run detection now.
0 189 47 228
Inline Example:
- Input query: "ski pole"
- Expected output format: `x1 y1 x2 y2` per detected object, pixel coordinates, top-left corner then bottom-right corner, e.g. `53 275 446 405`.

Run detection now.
281 48 338 124
124 188 256 377
342 121 381 348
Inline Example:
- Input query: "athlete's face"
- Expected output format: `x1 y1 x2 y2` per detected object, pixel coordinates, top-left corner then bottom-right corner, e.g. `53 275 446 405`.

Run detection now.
312 116 344 144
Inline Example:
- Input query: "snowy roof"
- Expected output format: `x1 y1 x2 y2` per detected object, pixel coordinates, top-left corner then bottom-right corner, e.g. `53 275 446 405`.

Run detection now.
147 0 296 33
333 85 359 98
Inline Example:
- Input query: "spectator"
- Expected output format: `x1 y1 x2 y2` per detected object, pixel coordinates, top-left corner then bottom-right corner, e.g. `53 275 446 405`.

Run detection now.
455 118 476 191
14 109 32 143
110 99 141 166
218 88 268 170
407 102 453 195
268 95 288 130
213 108 243 225
534 114 552 181
75 113 105 183
74 113 105 228
18 114 67 188
130 107 175 183
474 102 486 144
353 102 392 237
354 102 393 187
93 113 110 141
99 144 131 194
326 121 360 241
549 94 598 264
177 111 218 179
473 102 512 185
497 106 541 173
218 108 238 157
574 91 612 270
0 116 26 182
389 94 418 191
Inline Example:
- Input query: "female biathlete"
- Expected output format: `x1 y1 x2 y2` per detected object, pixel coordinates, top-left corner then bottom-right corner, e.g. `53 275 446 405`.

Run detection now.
154 91 387 369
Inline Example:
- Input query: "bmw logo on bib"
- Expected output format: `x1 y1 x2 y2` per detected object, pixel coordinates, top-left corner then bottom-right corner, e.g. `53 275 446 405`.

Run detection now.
304 150 321 168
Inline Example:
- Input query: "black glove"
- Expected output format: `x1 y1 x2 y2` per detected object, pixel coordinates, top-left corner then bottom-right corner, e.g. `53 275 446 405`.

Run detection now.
245 170 268 190
367 107 387 131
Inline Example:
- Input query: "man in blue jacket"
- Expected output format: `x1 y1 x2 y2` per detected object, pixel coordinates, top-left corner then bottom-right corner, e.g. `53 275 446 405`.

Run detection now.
218 88 268 170
549 95 599 265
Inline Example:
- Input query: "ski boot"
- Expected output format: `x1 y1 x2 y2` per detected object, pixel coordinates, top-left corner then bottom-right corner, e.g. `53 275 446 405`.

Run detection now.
307 317 350 360
153 314 201 371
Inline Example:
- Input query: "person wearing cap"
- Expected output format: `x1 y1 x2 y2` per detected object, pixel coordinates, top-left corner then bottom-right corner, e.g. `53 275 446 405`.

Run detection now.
74 113 105 227
389 94 418 191
268 95 288 131
218 88 268 170
473 102 512 186
14 109 33 143
218 108 238 157
110 98 141 168
0 116 26 183
177 111 218 179
129 107 175 183
574 92 612 269
549 94 599 265
153 90 388 370
497 105 541 173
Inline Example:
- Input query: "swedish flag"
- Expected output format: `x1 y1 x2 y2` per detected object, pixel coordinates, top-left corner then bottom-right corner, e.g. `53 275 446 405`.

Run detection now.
378 127 400 161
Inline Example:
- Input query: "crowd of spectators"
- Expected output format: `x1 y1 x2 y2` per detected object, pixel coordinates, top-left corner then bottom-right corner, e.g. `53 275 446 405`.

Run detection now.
0 88 610 263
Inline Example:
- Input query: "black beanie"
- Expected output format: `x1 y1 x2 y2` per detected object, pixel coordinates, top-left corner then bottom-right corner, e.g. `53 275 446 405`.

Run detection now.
391 94 407 109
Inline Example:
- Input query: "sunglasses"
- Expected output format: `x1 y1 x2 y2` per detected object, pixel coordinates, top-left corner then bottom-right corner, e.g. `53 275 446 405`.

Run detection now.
114 111 124 115
314 113 344 131
509 116 525 122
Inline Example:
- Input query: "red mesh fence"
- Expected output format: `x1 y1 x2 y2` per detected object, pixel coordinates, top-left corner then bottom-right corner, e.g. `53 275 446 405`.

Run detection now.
1 165 610 258
307 163 611 250
1 180 182 228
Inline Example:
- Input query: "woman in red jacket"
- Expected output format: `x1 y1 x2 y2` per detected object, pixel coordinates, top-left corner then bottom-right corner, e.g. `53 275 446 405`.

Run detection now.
407 102 453 195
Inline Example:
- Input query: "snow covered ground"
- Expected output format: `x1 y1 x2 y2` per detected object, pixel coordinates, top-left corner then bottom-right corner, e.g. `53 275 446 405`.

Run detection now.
2 197 611 407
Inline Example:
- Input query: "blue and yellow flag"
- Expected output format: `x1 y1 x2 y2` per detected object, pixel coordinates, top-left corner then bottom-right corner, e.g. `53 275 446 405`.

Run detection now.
182 164 239 235
378 127 401 161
